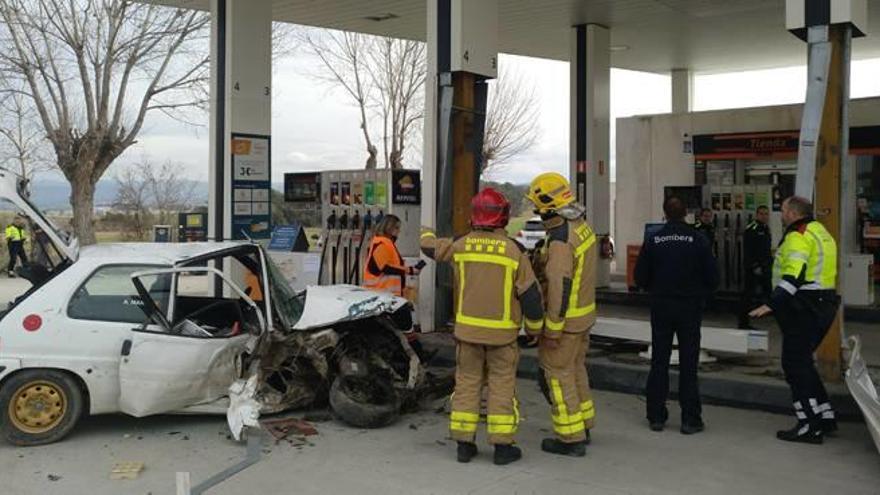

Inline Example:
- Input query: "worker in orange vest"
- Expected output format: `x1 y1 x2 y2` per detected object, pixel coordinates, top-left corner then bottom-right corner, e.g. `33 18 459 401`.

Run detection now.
362 214 420 297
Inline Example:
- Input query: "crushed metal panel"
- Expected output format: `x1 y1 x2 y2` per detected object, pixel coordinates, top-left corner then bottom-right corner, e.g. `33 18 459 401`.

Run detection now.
845 336 880 454
227 373 261 441
118 333 253 417
292 284 408 330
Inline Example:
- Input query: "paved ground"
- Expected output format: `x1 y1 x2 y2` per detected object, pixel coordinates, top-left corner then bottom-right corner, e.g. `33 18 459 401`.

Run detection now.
2 381 878 495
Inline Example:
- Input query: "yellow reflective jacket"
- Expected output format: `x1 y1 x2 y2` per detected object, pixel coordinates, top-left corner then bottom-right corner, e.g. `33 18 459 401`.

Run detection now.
5 224 26 243
770 217 837 308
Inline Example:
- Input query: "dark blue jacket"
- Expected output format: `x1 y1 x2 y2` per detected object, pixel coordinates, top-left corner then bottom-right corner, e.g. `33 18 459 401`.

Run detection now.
634 220 719 298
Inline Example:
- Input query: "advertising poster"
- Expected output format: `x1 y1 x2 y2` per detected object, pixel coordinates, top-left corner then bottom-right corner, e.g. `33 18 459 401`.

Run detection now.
756 190 770 210
231 134 271 240
745 192 756 211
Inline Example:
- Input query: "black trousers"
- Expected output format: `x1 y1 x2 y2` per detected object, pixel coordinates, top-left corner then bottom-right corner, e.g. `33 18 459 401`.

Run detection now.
773 291 840 418
646 296 703 424
7 241 27 273
738 263 771 327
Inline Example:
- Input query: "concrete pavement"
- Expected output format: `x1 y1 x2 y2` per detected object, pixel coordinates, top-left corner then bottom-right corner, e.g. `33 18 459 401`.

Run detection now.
2 381 878 495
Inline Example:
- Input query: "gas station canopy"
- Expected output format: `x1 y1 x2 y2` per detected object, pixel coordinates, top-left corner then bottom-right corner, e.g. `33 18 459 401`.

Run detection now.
156 0 878 73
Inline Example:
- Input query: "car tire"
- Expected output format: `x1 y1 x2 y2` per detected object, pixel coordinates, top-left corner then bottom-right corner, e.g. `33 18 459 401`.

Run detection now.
0 370 84 446
329 375 400 429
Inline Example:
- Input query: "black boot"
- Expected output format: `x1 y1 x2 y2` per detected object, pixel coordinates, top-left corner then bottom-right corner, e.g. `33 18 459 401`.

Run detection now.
457 442 478 463
680 419 705 435
541 438 586 457
821 417 838 434
776 422 823 444
493 444 522 466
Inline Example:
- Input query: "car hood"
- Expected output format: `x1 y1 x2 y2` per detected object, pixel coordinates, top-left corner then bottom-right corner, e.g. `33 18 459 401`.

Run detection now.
292 284 409 330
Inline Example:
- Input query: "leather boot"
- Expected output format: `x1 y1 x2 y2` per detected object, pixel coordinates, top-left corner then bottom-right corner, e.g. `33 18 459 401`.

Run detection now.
493 444 522 465
457 442 478 463
541 438 586 457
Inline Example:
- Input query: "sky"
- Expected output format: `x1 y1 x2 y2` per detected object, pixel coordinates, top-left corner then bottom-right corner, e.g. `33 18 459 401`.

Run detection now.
113 49 880 188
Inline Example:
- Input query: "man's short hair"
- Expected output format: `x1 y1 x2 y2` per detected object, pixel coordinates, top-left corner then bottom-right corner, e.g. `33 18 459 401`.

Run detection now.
699 207 712 215
784 196 813 217
664 196 687 221
756 205 769 213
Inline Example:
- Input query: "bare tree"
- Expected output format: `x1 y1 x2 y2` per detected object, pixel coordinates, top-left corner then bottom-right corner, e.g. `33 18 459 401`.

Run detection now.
145 159 196 225
367 38 425 169
0 0 209 244
113 165 152 241
300 28 425 170
297 29 378 169
0 85 51 181
481 65 540 176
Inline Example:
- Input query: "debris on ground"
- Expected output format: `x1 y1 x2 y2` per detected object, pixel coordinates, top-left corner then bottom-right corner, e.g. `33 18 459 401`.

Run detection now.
168 431 182 436
303 411 333 423
110 462 144 480
46 474 62 482
409 424 418 430
260 416 318 442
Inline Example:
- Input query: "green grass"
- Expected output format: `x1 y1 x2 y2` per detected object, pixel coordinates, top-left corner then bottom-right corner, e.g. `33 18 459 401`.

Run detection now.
506 215 532 237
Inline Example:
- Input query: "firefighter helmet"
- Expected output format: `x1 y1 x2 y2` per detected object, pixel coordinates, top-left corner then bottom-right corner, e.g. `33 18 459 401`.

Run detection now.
470 188 511 229
527 172 575 214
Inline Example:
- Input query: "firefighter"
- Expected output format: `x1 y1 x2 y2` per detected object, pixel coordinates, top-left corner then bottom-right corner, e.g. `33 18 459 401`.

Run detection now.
750 196 840 444
525 172 597 457
363 214 420 297
420 188 544 466
5 215 28 277
738 205 772 329
634 197 718 434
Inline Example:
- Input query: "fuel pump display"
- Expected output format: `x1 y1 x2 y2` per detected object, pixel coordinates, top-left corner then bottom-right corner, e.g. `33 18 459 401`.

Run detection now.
285 169 421 288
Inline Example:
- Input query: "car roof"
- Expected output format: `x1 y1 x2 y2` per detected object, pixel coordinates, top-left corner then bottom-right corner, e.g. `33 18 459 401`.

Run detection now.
77 241 251 265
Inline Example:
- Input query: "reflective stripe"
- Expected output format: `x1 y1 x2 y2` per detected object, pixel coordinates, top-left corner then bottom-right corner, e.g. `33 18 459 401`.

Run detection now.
788 252 809 263
580 400 595 421
565 233 596 319
795 411 807 420
487 414 518 434
821 411 835 419
545 317 565 332
550 379 586 436
805 228 825 288
420 231 436 239
566 302 596 319
453 252 519 330
778 280 798 295
524 318 543 332
801 282 825 290
816 403 832 413
450 410 480 433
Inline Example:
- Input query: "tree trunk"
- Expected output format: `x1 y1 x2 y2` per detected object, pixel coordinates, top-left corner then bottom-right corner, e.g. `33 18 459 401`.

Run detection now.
70 176 97 245
365 144 378 170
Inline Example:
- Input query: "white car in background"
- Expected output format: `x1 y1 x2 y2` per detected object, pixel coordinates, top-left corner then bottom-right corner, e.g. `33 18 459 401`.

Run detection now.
514 216 545 250
0 169 436 446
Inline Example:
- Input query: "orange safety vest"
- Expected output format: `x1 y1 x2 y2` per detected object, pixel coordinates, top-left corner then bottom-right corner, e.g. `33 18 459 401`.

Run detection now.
362 235 408 297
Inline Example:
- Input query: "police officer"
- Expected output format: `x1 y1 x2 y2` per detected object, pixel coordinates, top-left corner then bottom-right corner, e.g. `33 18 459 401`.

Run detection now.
5 215 28 277
634 197 718 434
694 207 717 254
749 196 840 444
526 172 598 458
420 188 544 465
738 205 773 329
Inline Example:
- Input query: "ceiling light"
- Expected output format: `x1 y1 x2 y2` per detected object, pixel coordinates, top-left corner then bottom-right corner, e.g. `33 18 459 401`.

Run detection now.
610 45 630 52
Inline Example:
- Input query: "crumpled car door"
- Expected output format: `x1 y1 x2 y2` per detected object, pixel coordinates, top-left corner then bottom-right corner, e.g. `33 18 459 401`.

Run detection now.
845 336 880 454
116 267 264 417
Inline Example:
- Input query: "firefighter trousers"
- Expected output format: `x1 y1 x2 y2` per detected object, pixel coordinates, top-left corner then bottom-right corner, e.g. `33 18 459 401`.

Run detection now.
539 331 594 443
449 341 520 445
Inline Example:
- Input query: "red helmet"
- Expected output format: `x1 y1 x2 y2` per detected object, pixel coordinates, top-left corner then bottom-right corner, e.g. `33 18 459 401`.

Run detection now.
470 188 510 229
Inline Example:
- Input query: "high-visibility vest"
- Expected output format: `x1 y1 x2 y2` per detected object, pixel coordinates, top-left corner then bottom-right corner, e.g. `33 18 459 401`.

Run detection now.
362 235 407 297
4 225 26 242
772 219 837 293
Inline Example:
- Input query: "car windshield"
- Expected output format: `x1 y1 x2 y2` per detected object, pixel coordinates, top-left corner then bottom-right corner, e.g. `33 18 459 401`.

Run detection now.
266 254 305 330
524 221 544 231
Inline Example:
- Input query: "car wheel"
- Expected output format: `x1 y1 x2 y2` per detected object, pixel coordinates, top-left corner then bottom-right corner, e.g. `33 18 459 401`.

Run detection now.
0 370 84 446
329 375 400 429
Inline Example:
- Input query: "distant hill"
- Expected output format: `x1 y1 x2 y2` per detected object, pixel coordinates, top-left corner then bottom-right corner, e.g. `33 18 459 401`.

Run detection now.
20 178 209 212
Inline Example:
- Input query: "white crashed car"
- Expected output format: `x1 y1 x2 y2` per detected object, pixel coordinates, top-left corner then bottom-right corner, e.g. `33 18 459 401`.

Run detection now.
0 169 431 446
